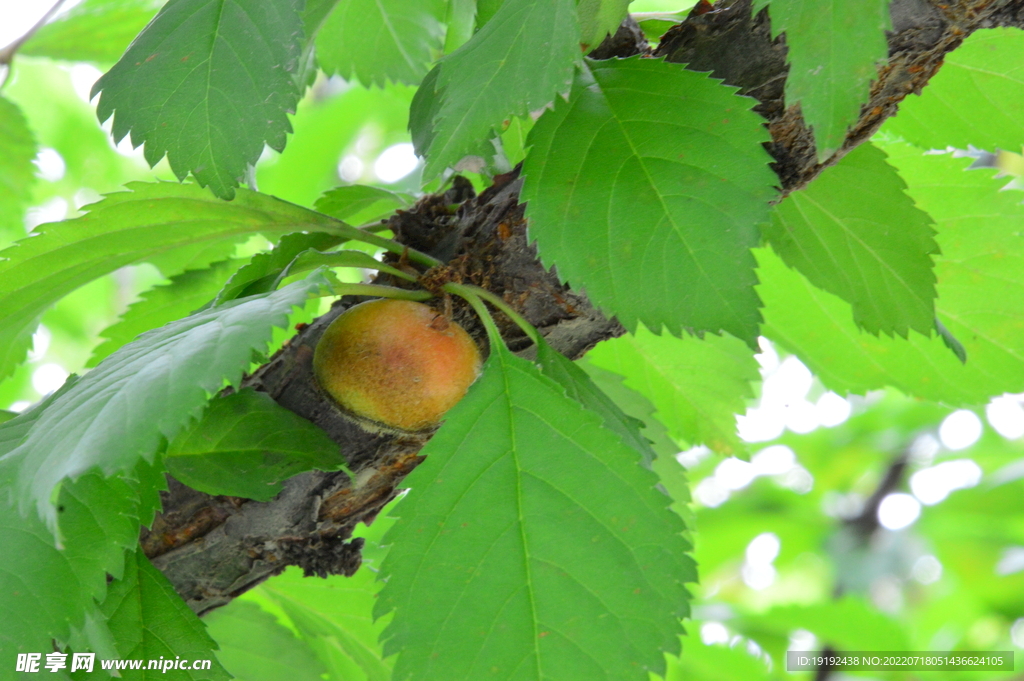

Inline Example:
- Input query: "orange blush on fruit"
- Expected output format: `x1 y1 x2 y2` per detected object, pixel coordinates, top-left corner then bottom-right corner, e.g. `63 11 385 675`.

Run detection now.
313 299 482 432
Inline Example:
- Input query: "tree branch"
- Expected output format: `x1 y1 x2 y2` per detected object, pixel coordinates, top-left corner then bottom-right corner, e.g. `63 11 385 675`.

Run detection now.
655 0 1024 197
143 0 1024 616
0 0 68 89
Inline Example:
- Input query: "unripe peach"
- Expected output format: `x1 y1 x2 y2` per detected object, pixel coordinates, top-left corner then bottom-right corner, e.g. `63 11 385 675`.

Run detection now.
313 299 482 432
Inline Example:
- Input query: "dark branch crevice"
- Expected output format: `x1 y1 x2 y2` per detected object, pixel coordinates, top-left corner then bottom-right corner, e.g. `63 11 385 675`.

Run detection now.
143 0 1024 616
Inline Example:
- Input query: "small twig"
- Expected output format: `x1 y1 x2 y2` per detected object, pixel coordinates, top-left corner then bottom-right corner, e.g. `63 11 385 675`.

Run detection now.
0 0 69 89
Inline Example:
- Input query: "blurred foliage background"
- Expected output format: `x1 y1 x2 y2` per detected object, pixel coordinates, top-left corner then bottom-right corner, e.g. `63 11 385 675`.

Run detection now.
3 0 1024 679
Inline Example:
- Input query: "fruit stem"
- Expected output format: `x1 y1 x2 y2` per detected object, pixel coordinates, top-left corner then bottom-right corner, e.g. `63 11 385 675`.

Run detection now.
328 282 434 302
442 283 541 346
326 220 444 268
444 284 505 349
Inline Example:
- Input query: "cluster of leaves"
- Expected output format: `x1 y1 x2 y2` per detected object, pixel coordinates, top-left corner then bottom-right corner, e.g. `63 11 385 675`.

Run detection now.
0 0 1023 679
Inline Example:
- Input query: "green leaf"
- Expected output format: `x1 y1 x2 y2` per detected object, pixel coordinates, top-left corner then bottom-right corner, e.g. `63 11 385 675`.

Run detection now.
376 338 694 681
0 181 346 381
3 272 327 534
884 28 1024 152
214 232 343 304
91 0 304 199
757 247 978 403
661 637 771 681
57 461 167 601
0 394 92 658
443 0 477 54
759 137 1024 406
314 185 412 226
101 551 231 680
418 0 582 178
760 0 890 159
0 96 38 240
576 360 694 539
165 389 346 502
204 601 327 681
577 0 630 51
21 0 163 64
743 597 909 652
315 0 446 86
476 0 505 27
535 338 658 467
764 142 938 337
522 57 776 344
261 569 392 681
89 259 245 367
585 325 757 457
0 388 163 661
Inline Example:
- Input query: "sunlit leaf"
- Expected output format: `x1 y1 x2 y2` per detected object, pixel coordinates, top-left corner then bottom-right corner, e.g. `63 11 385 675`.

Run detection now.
884 28 1024 152
204 601 327 681
89 259 245 366
585 326 756 457
765 142 938 337
314 185 412 226
760 145 1024 403
261 568 392 681
577 0 630 51
0 97 37 241
21 0 163 64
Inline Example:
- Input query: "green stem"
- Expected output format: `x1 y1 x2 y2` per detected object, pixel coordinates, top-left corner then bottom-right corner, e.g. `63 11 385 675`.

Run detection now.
442 284 505 349
326 283 433 302
327 220 444 269
443 283 541 345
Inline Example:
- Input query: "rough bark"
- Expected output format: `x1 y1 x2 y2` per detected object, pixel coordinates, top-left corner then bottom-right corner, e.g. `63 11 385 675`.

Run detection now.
142 0 1024 616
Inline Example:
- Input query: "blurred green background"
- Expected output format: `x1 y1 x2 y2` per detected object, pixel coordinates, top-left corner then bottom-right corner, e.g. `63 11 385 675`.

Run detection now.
3 1 1024 679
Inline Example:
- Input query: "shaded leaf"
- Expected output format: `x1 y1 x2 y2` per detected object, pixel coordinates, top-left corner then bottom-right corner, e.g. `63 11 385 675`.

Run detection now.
523 57 776 343
91 0 304 198
314 185 412 226
535 338 658 467
101 551 230 680
0 96 37 240
765 142 938 337
376 339 694 681
89 258 245 367
0 181 345 381
758 0 889 158
215 232 342 304
315 0 446 86
165 389 346 502
0 387 164 661
2 272 327 533
418 0 582 178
